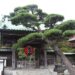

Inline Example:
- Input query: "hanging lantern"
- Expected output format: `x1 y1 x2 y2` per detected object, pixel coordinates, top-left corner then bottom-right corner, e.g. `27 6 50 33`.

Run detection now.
24 46 35 56
24 47 28 56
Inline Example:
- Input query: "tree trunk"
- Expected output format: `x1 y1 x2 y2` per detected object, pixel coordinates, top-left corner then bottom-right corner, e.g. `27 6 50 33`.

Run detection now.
53 45 75 75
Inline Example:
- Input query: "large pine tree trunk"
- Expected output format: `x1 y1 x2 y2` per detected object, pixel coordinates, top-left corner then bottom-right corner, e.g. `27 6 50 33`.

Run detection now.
53 45 75 75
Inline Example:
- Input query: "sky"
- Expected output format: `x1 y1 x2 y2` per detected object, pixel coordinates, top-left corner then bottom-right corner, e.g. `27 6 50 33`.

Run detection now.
0 0 75 29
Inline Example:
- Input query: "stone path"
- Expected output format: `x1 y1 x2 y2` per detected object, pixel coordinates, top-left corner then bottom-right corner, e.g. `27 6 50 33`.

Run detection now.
4 66 70 75
13 69 56 75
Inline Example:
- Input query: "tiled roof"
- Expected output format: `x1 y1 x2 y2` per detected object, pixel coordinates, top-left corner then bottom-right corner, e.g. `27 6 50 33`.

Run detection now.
0 28 35 32
68 37 75 42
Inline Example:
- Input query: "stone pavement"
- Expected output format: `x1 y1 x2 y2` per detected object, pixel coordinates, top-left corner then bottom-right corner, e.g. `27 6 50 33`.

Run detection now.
4 66 70 75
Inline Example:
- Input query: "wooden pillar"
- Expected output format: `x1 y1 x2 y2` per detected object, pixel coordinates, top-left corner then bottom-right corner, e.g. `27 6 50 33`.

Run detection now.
12 48 17 69
44 50 47 68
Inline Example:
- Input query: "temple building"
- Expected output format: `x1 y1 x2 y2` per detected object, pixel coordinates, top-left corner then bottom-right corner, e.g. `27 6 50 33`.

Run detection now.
0 28 75 70
0 29 34 68
0 28 56 69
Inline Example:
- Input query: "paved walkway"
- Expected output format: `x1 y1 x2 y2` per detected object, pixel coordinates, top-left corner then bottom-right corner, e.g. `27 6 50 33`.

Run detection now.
4 66 70 75
4 66 56 75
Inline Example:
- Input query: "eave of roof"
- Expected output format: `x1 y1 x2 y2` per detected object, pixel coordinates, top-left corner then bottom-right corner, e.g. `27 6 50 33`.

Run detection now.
0 28 35 32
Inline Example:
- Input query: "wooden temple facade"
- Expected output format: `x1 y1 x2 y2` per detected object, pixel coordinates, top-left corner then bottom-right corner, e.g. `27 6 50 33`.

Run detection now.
0 29 75 69
0 29 34 68
0 29 57 69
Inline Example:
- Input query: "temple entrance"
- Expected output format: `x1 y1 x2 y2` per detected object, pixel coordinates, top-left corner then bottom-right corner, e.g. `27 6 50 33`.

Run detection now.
17 46 36 69
17 46 45 69
12 39 47 69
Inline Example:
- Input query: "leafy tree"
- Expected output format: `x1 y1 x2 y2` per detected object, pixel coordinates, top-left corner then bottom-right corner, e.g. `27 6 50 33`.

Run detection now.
44 14 64 28
25 4 38 14
9 4 75 74
63 30 75 37
17 32 44 47
14 27 75 74
55 20 75 31
9 4 47 31
44 29 75 75
44 29 62 40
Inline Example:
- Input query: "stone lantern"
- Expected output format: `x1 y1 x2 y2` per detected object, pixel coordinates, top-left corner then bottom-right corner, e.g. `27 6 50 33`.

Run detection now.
54 64 66 75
